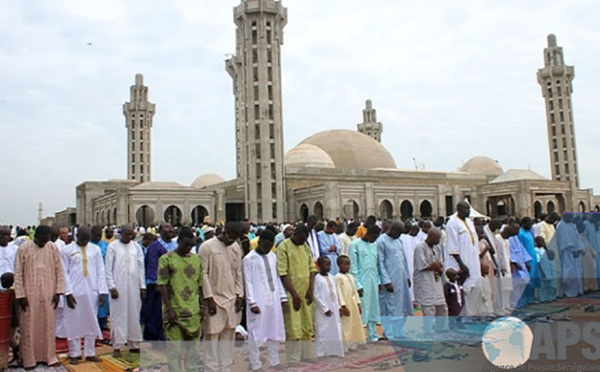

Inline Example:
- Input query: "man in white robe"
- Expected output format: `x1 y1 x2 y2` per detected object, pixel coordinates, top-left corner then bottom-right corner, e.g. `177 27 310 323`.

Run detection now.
338 222 358 256
51 225 68 339
445 201 482 316
243 230 287 371
0 226 18 285
105 225 146 358
400 224 419 302
62 227 108 364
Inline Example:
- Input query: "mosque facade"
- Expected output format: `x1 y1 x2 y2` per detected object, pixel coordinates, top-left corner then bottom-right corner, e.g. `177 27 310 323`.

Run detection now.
74 0 599 227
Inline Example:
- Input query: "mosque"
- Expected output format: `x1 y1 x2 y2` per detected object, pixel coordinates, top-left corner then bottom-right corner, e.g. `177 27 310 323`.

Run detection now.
73 0 599 227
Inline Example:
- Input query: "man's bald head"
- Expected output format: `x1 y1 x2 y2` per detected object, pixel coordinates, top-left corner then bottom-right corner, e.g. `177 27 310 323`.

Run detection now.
425 227 442 246
0 226 11 247
457 201 470 220
77 226 91 246
120 225 135 244
387 221 405 239
50 225 61 242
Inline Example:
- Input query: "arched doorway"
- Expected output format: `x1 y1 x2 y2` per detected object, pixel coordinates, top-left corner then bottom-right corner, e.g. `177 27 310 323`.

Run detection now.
136 205 155 227
100 210 105 225
191 205 209 225
420 200 433 218
595 205 600 212
534 201 542 219
95 211 100 224
497 200 507 216
113 208 117 226
400 200 413 220
300 204 309 222
547 201 555 214
164 205 183 226
343 200 359 221
314 202 324 220
379 200 393 219
578 201 586 213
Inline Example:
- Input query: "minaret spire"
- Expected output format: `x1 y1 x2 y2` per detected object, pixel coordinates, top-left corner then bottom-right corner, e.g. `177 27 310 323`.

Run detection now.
357 99 383 142
536 34 579 190
226 0 287 222
123 73 155 183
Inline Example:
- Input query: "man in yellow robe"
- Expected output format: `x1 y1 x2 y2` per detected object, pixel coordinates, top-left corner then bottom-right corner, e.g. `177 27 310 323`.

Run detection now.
277 223 317 366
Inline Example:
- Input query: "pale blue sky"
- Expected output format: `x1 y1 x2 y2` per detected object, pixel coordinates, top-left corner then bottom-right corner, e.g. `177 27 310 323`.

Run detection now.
1 0 599 225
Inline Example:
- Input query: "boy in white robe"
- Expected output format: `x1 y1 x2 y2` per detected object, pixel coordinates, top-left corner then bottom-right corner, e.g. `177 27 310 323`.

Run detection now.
478 264 494 317
313 256 344 358
62 227 108 364
243 230 287 371
105 225 146 358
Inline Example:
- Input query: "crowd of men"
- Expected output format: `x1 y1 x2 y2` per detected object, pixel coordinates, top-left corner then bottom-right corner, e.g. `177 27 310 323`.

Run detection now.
1 202 599 371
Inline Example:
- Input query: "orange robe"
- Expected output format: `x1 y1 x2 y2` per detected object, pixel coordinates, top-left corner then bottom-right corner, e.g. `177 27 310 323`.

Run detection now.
14 241 65 368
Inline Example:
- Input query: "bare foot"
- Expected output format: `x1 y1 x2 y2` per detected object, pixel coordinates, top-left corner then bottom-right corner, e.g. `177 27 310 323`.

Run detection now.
113 349 122 358
86 356 102 363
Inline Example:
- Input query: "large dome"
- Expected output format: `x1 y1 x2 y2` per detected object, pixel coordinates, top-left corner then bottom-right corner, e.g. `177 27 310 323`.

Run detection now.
460 156 503 176
191 173 224 188
299 130 396 170
284 144 335 169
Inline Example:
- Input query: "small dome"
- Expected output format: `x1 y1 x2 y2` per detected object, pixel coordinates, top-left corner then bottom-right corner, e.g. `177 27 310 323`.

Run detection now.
460 156 503 176
299 130 396 170
284 144 335 169
191 174 224 188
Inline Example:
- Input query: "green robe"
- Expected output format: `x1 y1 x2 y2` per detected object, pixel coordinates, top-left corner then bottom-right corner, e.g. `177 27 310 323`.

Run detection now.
157 252 203 340
276 238 317 340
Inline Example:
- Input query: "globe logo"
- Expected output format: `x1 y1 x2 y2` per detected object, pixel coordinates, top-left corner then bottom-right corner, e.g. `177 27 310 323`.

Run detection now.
482 317 534 368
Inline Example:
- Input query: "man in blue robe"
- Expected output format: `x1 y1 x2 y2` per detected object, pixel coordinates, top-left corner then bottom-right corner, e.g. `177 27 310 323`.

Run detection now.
518 217 540 305
377 221 413 340
317 221 342 275
349 225 381 342
141 223 176 341
508 224 531 309
556 213 584 298
584 214 600 288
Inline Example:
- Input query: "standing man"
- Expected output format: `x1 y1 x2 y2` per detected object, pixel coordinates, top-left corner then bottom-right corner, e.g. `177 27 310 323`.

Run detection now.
244 230 287 371
413 228 446 336
306 215 320 260
51 225 68 339
158 227 203 372
556 213 584 298
105 225 146 358
62 227 107 364
317 221 343 275
445 201 481 317
338 222 358 256
91 225 110 331
508 224 532 309
14 225 65 369
377 221 413 340
142 223 176 341
0 226 18 283
277 223 317 366
349 224 381 342
199 222 244 372
518 217 540 305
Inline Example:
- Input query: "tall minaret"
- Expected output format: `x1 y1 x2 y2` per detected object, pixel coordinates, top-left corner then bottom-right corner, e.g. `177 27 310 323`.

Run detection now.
357 99 383 142
537 34 579 191
123 73 155 183
226 0 287 222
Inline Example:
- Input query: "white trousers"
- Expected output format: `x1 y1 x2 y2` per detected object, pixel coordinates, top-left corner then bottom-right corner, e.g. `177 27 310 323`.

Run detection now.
462 284 482 317
68 336 96 358
248 339 280 371
204 328 235 372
